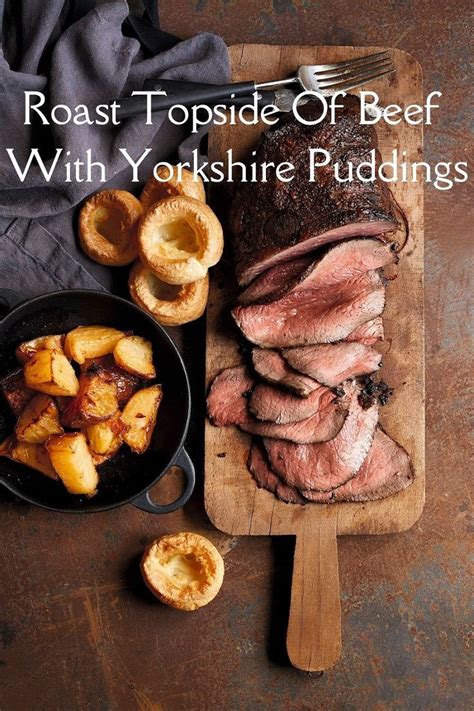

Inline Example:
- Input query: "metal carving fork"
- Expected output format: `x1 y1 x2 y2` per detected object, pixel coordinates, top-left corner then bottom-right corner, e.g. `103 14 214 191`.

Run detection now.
115 51 395 120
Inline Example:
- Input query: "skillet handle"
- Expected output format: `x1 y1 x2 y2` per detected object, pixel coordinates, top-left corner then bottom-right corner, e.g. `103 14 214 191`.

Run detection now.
133 448 195 514
0 289 23 319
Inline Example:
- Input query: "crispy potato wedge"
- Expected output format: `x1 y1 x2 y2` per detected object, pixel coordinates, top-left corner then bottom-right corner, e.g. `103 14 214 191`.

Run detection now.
0 436 58 480
86 410 125 457
81 356 140 406
60 371 118 428
1 369 35 416
113 336 156 380
15 393 63 444
16 334 64 364
90 450 115 466
121 385 162 454
23 349 79 397
46 433 98 495
64 326 124 364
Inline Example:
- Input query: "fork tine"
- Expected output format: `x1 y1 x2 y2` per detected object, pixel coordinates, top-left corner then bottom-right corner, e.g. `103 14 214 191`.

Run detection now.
313 51 390 73
314 56 393 83
317 60 394 89
323 67 395 94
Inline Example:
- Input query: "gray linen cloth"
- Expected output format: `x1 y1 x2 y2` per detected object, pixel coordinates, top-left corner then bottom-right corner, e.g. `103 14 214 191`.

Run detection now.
0 0 230 297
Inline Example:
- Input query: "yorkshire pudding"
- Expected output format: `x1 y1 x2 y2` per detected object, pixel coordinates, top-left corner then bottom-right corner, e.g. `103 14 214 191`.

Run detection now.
141 532 224 611
138 196 223 285
79 189 142 266
140 166 206 212
129 261 208 326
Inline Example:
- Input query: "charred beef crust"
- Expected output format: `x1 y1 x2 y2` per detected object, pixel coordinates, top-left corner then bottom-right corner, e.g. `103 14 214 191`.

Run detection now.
358 375 394 408
230 95 398 285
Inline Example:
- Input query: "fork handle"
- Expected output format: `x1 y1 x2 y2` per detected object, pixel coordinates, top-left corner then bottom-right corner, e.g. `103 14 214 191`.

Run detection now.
115 80 256 120
150 80 279 109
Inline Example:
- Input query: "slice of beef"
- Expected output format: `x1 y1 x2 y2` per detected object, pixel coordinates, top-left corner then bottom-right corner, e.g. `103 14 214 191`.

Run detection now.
239 238 397 305
282 342 382 388
249 382 335 424
248 441 305 504
251 348 319 397
239 256 314 305
230 95 398 286
207 365 254 426
345 317 384 345
303 428 414 502
240 390 346 444
233 269 386 348
207 364 344 442
264 380 378 491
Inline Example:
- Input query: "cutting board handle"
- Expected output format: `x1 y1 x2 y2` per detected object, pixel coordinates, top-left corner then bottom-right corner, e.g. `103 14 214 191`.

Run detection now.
286 510 341 671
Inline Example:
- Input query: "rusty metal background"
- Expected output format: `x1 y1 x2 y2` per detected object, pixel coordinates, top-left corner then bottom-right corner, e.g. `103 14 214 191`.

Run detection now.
0 1 472 709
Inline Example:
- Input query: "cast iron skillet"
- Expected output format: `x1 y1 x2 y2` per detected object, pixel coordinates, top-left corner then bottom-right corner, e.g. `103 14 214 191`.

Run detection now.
0 289 194 514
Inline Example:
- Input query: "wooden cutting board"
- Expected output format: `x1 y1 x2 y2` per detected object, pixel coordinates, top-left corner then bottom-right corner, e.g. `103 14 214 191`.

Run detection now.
205 44 424 671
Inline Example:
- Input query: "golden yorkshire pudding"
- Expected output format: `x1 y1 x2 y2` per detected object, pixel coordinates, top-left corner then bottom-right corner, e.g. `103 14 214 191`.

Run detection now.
79 189 143 266
129 261 208 326
141 532 224 611
138 196 224 285
140 167 206 212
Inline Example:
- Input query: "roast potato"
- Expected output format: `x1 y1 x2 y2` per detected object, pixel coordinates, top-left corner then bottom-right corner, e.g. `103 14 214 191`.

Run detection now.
80 357 140 406
89 450 115 466
121 385 162 454
1 369 34 416
23 349 79 397
15 393 63 444
86 410 125 457
60 371 118 428
0 436 58 480
113 336 156 380
16 334 64 364
64 326 124 364
46 433 98 495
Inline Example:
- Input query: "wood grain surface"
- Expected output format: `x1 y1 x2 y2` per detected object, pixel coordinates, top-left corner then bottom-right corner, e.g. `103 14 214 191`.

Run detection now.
205 44 424 670
2 3 471 707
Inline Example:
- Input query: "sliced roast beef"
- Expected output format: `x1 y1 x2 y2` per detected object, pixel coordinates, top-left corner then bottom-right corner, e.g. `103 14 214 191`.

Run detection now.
240 389 346 444
251 348 319 397
345 317 384 345
207 364 344 443
249 382 335 424
239 256 314 305
239 238 396 305
282 342 382 388
264 381 378 492
303 428 414 502
233 269 386 348
207 365 254 426
230 95 398 286
247 441 305 504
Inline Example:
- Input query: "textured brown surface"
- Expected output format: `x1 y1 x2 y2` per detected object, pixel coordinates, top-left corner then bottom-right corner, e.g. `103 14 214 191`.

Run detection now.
205 41 424 673
0 1 471 709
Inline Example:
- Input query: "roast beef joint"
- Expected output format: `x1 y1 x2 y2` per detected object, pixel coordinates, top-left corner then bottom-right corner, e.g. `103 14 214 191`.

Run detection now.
207 94 414 505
